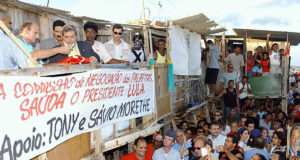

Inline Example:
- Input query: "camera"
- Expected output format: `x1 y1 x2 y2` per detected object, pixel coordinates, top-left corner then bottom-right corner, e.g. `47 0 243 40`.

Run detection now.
132 33 144 50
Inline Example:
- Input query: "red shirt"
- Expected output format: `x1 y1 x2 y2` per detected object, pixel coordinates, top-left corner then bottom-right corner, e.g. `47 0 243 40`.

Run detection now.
261 60 270 72
120 151 152 160
145 143 154 158
247 59 253 72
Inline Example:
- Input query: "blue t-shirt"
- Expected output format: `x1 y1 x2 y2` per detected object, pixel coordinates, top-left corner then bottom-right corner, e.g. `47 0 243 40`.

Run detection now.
208 45 221 69
172 141 192 160
220 72 239 89
244 149 271 160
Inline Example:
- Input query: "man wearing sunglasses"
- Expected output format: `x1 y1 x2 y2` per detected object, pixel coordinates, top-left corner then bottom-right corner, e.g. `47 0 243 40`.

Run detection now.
105 24 130 66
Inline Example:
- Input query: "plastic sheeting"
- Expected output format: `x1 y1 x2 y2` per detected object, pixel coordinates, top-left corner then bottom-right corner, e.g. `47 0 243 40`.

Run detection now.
169 25 201 75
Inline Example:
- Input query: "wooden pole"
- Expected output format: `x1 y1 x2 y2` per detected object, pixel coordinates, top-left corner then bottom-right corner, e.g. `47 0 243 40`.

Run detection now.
0 20 38 67
141 0 150 60
244 31 248 76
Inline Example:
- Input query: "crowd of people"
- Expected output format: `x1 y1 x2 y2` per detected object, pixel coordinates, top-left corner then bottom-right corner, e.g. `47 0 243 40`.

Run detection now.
119 36 300 160
0 8 168 71
121 95 300 160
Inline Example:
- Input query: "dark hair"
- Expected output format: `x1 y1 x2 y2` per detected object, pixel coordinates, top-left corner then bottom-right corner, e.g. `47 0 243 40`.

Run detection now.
242 76 248 80
158 39 165 44
52 20 65 30
262 112 271 119
234 46 241 49
272 43 278 49
134 137 146 146
207 40 213 44
133 34 144 42
273 131 286 146
228 134 239 146
210 121 220 129
245 118 255 127
253 153 267 160
84 21 98 34
112 24 123 32
255 137 266 149
240 128 249 136
228 80 234 84
274 151 286 160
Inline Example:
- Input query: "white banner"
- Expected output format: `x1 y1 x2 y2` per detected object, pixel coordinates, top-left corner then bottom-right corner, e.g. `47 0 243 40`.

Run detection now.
169 25 202 75
0 69 155 160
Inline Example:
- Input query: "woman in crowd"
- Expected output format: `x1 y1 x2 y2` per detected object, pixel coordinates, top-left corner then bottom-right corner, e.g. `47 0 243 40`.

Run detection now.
260 127 271 151
260 52 270 76
247 51 254 77
268 131 286 154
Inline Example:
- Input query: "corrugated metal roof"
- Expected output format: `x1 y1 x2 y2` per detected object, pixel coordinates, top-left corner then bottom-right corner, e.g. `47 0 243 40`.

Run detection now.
233 28 300 46
172 13 226 35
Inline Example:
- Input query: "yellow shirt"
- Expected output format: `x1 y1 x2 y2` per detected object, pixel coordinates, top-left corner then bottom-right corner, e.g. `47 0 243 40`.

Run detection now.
156 50 166 63
67 43 80 57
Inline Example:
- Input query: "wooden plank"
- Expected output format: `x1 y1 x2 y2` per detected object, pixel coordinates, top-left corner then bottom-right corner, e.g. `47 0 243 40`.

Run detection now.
45 133 91 160
154 67 160 98
160 67 168 95
157 95 171 119
143 113 155 129
93 130 105 160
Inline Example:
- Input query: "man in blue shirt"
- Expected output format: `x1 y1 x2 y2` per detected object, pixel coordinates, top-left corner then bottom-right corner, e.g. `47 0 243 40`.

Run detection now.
172 129 192 160
0 9 27 70
244 137 271 160
18 21 70 64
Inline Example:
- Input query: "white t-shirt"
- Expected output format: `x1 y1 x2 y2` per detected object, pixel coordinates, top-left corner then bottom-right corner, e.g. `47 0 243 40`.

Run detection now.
269 51 280 66
239 83 251 99
207 134 226 151
92 41 112 63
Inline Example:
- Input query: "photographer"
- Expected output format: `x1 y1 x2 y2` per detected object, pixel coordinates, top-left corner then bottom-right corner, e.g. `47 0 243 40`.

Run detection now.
129 33 146 63
188 135 217 160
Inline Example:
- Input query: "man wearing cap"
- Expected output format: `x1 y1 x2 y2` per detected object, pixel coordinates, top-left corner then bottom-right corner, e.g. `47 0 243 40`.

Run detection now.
145 133 163 158
172 129 192 160
121 137 151 160
153 130 181 160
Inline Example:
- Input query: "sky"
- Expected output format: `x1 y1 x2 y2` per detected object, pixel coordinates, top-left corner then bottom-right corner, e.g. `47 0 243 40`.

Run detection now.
20 0 300 66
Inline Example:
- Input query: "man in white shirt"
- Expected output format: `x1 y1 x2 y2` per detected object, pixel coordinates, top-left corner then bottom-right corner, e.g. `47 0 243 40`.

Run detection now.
207 121 226 153
225 46 245 78
104 24 130 66
84 22 126 65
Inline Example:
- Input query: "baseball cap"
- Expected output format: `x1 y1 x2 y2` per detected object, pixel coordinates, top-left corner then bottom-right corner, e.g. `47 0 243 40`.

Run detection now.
165 130 175 138
153 133 163 141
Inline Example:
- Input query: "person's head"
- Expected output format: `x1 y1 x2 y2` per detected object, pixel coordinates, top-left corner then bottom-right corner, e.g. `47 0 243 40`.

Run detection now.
279 49 284 55
255 137 266 149
164 130 175 147
272 131 286 147
277 111 286 120
20 22 39 43
185 128 193 140
290 127 300 153
0 9 11 29
84 21 98 42
270 151 286 160
196 126 205 136
247 51 252 58
242 76 248 84
225 134 238 151
256 46 263 53
245 118 255 133
260 127 269 140
229 108 236 117
225 50 230 57
52 20 65 43
262 52 269 60
209 121 220 137
272 121 281 131
133 137 147 158
213 111 222 121
234 46 241 54
272 43 279 52
175 129 185 144
229 119 239 133
153 133 163 149
263 112 272 121
239 128 249 141
157 39 165 51
251 153 267 160
239 116 247 128
133 33 144 44
193 135 210 157
207 40 213 45
61 25 77 47
227 64 234 73
112 24 123 41
180 121 189 131
228 80 234 88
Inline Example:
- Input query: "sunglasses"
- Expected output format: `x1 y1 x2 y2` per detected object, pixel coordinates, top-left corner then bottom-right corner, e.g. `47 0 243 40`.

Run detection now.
214 114 221 117
195 147 201 150
114 32 122 35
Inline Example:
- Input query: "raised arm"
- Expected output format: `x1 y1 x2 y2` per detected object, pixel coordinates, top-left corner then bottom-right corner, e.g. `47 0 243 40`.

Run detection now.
266 33 271 54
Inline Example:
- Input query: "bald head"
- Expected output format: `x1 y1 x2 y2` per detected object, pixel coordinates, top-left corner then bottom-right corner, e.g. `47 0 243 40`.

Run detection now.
20 21 39 43
0 8 11 28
